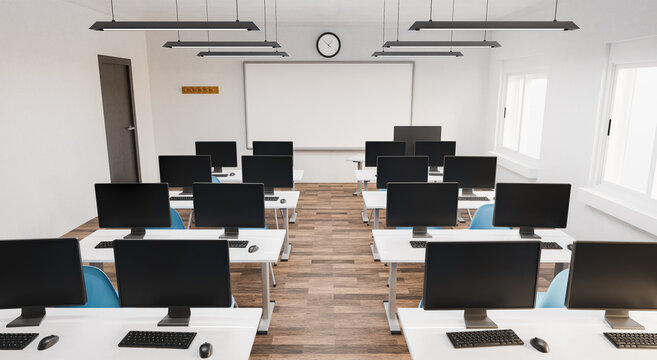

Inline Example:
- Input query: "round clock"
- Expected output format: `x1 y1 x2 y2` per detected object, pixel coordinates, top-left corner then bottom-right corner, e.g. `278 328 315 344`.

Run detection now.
316 32 341 58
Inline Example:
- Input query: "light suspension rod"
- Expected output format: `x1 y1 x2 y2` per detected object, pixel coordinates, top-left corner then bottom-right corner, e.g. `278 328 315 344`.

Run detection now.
409 20 579 31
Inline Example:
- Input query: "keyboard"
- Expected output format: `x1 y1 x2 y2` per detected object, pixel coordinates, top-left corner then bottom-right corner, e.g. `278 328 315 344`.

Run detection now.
541 242 563 250
214 174 229 177
228 240 248 248
447 329 524 349
410 241 427 249
458 196 490 201
118 331 197 349
264 196 280 201
605 332 657 349
95 241 115 249
0 333 39 350
429 172 443 176
170 196 193 201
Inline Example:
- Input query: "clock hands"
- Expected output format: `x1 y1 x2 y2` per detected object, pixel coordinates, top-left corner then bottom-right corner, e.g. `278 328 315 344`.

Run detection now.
322 39 333 48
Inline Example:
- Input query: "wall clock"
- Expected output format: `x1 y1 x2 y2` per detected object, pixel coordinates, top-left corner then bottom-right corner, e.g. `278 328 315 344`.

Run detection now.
316 32 341 58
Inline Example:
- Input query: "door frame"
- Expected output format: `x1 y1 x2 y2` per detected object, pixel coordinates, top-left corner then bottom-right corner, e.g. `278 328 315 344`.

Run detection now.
97 54 142 182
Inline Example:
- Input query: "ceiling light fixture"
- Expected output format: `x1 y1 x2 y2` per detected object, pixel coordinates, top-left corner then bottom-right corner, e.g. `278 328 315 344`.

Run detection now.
198 51 289 57
372 51 463 57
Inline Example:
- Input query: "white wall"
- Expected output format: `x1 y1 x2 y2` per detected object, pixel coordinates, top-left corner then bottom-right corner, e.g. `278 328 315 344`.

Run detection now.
483 0 657 240
0 0 158 239
145 22 492 182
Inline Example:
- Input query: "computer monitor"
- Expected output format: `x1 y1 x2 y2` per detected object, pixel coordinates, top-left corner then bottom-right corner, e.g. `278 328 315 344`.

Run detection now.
0 238 86 327
566 241 657 330
415 141 456 172
423 241 541 329
242 155 294 194
393 126 442 155
493 183 571 239
159 155 212 195
95 183 171 239
386 182 458 237
193 183 266 238
442 156 497 196
195 141 237 173
114 239 232 326
365 141 406 167
252 141 293 157
376 156 428 189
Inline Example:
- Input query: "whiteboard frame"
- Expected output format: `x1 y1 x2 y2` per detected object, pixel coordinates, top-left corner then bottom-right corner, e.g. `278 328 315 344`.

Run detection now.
243 61 416 150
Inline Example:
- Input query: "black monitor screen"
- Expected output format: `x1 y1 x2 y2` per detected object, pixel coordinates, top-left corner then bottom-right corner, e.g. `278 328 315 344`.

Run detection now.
423 241 540 310
195 141 238 168
393 126 442 155
159 155 212 188
415 141 456 167
443 156 497 189
387 182 458 227
365 141 406 167
0 239 86 308
114 240 232 308
193 183 265 228
95 183 171 229
376 156 428 189
493 183 571 228
252 141 293 156
566 241 657 310
242 155 294 189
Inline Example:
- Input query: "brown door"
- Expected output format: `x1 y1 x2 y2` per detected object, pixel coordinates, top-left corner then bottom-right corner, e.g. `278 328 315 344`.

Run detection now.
98 55 141 183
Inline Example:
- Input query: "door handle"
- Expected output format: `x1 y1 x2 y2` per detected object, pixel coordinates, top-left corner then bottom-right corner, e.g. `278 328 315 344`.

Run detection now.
126 125 135 131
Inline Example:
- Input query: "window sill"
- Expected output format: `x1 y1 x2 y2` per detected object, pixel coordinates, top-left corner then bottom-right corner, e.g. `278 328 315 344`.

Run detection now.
578 187 657 237
488 151 538 180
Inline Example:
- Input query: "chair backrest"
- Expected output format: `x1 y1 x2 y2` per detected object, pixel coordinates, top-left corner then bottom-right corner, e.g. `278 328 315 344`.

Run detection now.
469 204 511 230
72 266 119 308
169 208 185 229
539 269 570 308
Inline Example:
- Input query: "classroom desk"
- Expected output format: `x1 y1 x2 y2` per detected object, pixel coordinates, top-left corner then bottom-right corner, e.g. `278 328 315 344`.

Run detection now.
169 190 299 261
362 190 495 230
79 228 285 334
373 228 575 334
0 307 261 360
346 154 365 195
398 308 657 359
355 168 444 222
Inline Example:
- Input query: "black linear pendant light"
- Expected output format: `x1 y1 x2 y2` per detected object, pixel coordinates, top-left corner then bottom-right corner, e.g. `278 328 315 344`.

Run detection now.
90 0 259 31
373 0 463 58
409 0 579 31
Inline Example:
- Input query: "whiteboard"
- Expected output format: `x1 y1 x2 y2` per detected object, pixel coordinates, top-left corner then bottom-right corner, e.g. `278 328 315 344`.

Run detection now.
244 62 414 150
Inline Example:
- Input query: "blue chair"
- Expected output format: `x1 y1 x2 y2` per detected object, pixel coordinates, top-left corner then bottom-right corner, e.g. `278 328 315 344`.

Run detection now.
212 177 220 183
536 269 570 308
69 266 120 308
149 208 185 230
469 204 511 230
418 298 423 309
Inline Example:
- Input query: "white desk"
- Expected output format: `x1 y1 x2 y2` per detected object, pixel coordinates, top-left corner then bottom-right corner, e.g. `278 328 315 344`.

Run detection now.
169 190 298 261
373 228 575 334
362 190 495 230
80 228 285 333
399 308 657 359
346 154 365 195
0 308 261 359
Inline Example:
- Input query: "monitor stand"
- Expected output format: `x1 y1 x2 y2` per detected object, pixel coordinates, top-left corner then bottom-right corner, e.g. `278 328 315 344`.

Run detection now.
123 227 146 240
158 307 191 327
212 166 223 173
412 226 432 238
519 227 542 240
264 187 275 196
605 310 645 330
464 309 498 329
461 188 476 197
220 227 239 239
179 186 193 196
7 306 46 328
429 165 439 172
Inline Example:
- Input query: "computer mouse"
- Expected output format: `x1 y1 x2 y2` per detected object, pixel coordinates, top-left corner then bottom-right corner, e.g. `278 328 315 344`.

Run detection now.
280 198 286 204
229 172 235 176
530 337 549 353
199 342 213 358
567 243 573 251
38 335 59 350
248 245 259 253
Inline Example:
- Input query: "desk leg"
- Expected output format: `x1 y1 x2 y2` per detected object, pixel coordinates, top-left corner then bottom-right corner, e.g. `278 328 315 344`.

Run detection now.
371 241 381 261
361 181 370 223
457 209 466 223
554 262 568 277
383 262 401 334
187 210 194 228
258 262 275 334
289 183 297 223
373 209 380 230
281 208 292 261
353 161 363 196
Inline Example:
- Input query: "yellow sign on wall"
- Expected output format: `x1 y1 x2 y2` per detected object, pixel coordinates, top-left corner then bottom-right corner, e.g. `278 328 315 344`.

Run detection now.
182 86 219 94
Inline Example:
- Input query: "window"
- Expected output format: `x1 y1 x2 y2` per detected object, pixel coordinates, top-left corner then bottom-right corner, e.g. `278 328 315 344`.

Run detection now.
499 73 548 159
602 65 657 199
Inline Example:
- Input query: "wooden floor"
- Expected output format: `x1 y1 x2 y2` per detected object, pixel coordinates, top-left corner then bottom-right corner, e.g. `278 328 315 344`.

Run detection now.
63 183 556 359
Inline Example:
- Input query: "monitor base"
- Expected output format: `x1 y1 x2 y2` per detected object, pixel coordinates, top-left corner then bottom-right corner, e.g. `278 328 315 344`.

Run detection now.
605 310 645 330
264 187 275 196
123 227 146 240
213 166 223 174
461 188 475 196
464 309 498 329
412 226 432 239
158 307 191 327
179 187 193 196
220 227 239 239
7 307 46 328
429 165 439 172
519 227 542 240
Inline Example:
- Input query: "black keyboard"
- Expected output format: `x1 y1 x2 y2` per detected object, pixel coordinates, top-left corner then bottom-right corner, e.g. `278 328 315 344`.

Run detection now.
429 172 443 176
0 333 39 350
541 242 563 250
95 241 115 249
410 241 427 248
447 329 523 349
118 331 197 349
265 196 280 201
170 196 193 201
228 240 248 248
605 332 657 349
214 174 229 177
458 196 490 201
